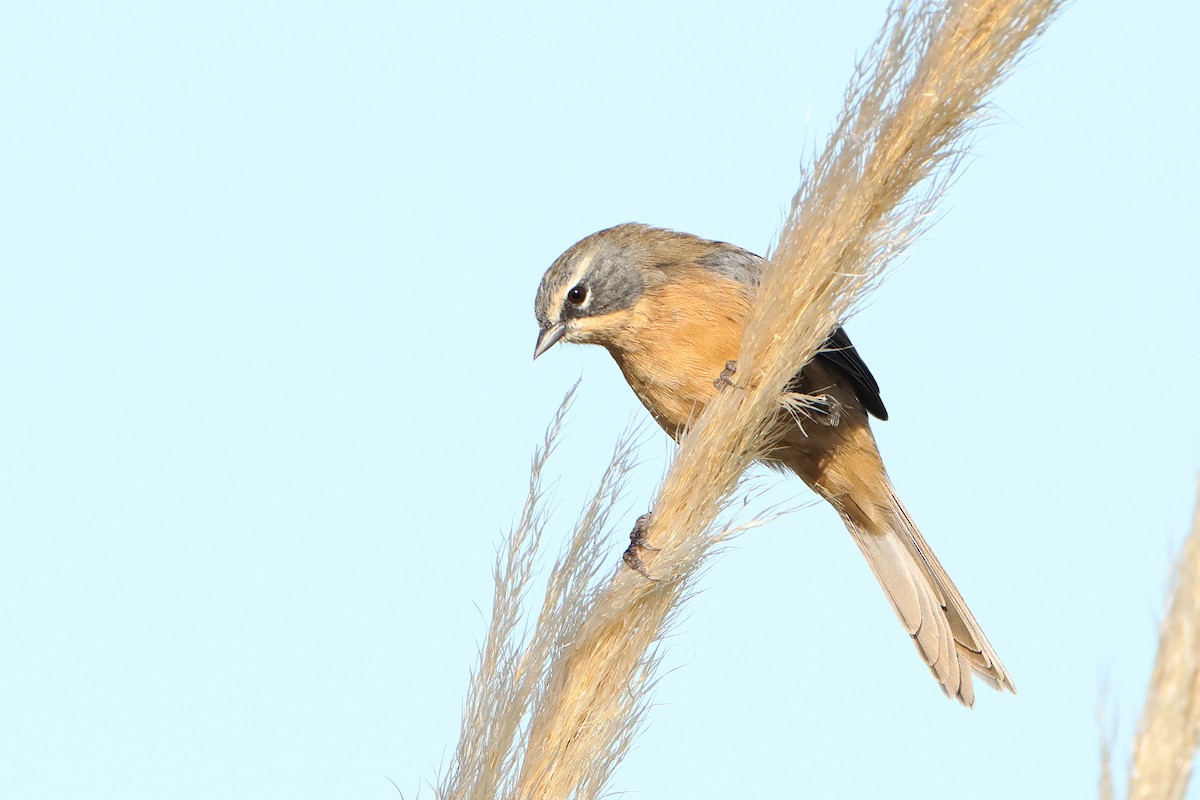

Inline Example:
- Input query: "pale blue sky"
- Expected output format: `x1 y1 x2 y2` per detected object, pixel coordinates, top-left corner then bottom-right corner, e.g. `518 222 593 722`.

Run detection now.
2 2 1198 798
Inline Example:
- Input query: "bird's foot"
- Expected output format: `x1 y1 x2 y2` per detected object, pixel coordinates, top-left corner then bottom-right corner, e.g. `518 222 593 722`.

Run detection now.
622 512 660 582
809 394 843 427
713 360 740 392
780 391 844 430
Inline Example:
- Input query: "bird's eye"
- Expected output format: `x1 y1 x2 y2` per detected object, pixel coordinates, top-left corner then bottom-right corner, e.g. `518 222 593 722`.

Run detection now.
567 285 587 305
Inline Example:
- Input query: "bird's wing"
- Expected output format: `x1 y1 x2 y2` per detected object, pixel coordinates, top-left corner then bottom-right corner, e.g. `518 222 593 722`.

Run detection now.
814 327 889 421
694 246 886 421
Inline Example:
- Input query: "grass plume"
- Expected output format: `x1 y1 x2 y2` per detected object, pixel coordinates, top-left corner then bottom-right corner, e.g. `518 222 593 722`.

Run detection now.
438 384 645 799
441 1 1065 797
1123 476 1200 800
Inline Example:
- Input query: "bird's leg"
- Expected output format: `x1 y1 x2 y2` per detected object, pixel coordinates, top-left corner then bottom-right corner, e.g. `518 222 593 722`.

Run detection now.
713 360 740 391
622 512 660 582
780 391 844 431
809 393 843 427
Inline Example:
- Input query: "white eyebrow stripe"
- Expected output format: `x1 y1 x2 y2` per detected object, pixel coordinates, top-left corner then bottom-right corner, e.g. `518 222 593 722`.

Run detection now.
562 251 594 297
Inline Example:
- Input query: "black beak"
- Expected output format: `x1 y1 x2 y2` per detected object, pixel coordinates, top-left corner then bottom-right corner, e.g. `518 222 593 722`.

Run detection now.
533 323 567 360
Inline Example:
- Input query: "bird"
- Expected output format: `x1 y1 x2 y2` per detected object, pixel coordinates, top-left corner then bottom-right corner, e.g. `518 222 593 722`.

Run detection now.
532 222 1014 706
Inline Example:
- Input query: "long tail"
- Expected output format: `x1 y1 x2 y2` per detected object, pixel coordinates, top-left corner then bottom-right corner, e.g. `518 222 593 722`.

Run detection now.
839 481 1015 705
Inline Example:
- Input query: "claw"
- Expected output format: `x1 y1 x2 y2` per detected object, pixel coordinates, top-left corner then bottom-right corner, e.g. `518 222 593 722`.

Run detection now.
811 394 843 427
714 360 740 391
622 512 661 581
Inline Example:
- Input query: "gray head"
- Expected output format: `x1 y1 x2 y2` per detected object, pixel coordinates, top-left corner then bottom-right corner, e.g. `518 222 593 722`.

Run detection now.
532 223 762 358
533 223 654 358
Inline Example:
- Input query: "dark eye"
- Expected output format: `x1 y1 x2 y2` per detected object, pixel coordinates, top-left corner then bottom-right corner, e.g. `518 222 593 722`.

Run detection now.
567 285 587 305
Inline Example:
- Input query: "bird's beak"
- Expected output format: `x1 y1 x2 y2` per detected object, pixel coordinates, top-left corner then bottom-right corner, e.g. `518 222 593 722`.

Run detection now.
533 323 568 360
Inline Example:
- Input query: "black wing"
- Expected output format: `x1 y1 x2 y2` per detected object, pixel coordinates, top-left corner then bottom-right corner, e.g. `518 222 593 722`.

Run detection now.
815 326 889 421
694 245 888 421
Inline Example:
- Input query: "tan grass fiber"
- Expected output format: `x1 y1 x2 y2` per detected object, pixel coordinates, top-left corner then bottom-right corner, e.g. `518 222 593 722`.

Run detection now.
1125 476 1200 800
440 2 1064 797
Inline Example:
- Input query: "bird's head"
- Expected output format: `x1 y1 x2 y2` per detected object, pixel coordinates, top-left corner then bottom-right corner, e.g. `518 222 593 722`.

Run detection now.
532 222 761 359
532 223 658 359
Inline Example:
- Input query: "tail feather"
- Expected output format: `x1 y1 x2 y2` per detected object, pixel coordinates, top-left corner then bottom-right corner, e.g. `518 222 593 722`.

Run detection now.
773 369 1012 703
838 482 1014 704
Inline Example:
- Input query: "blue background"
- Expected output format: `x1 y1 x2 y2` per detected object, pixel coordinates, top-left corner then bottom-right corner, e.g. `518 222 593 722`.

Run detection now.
2 2 1198 797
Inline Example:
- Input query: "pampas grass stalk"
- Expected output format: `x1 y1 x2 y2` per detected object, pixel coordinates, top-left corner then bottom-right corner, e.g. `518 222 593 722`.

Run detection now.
442 1 1064 797
438 385 644 800
1125 476 1200 800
